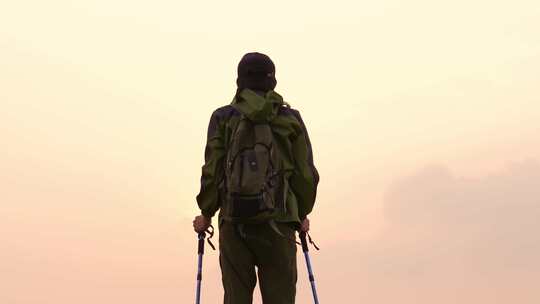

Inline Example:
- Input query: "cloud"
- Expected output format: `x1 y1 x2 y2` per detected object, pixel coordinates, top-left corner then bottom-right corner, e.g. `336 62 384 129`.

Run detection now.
314 160 540 304
383 161 540 272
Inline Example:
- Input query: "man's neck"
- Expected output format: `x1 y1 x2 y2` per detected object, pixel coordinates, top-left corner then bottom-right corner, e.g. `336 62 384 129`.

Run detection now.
252 90 267 97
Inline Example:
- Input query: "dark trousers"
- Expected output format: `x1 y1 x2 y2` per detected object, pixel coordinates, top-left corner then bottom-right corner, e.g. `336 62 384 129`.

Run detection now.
219 221 298 304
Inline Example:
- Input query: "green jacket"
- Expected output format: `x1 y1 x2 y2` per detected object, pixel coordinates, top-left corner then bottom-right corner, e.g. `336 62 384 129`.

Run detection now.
196 89 319 226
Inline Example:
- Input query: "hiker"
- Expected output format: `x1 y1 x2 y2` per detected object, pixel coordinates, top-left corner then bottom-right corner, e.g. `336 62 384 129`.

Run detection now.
193 52 319 304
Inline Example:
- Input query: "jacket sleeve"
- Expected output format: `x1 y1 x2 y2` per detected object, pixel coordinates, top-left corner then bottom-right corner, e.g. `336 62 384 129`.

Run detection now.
196 110 227 218
289 110 320 220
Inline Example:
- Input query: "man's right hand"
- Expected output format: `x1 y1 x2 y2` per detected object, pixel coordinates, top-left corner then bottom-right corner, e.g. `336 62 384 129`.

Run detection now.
193 215 211 234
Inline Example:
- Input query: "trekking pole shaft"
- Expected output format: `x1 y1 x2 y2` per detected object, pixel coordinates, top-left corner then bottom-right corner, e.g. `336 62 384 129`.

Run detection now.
303 252 320 304
300 232 320 304
195 254 203 304
195 233 205 304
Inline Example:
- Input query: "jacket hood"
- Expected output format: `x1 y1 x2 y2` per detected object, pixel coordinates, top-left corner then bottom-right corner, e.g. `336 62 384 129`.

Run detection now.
231 89 285 122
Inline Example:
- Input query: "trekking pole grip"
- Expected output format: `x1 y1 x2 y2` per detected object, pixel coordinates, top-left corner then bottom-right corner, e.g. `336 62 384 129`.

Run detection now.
198 232 205 255
299 231 309 253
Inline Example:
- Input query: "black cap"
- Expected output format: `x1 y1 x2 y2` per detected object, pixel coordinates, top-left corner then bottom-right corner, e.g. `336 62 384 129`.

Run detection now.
236 52 277 92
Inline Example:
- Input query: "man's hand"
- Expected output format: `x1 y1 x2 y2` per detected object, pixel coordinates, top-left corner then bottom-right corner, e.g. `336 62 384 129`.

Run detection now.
193 215 211 234
300 217 310 232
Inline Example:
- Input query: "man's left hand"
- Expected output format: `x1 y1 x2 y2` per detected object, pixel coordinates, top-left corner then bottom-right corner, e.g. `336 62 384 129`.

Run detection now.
300 217 310 232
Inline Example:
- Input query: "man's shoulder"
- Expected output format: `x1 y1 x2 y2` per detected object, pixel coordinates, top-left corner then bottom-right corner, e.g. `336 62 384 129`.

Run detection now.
278 106 299 117
278 106 304 125
212 105 241 120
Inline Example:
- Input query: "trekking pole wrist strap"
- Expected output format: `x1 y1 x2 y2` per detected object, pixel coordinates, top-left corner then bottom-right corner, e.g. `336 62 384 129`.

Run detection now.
299 231 320 252
197 224 216 254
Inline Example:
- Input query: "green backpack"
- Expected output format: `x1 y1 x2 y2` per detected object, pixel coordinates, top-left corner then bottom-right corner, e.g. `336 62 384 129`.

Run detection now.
223 116 287 223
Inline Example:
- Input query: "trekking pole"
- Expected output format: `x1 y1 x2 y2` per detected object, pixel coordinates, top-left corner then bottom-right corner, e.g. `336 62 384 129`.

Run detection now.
300 231 320 304
195 225 215 304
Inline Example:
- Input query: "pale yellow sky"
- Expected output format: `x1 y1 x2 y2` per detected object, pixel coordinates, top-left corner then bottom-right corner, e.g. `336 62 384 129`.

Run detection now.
1 1 539 303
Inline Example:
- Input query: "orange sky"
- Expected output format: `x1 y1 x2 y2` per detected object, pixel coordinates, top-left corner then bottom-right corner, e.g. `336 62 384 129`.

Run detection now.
2 1 540 303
